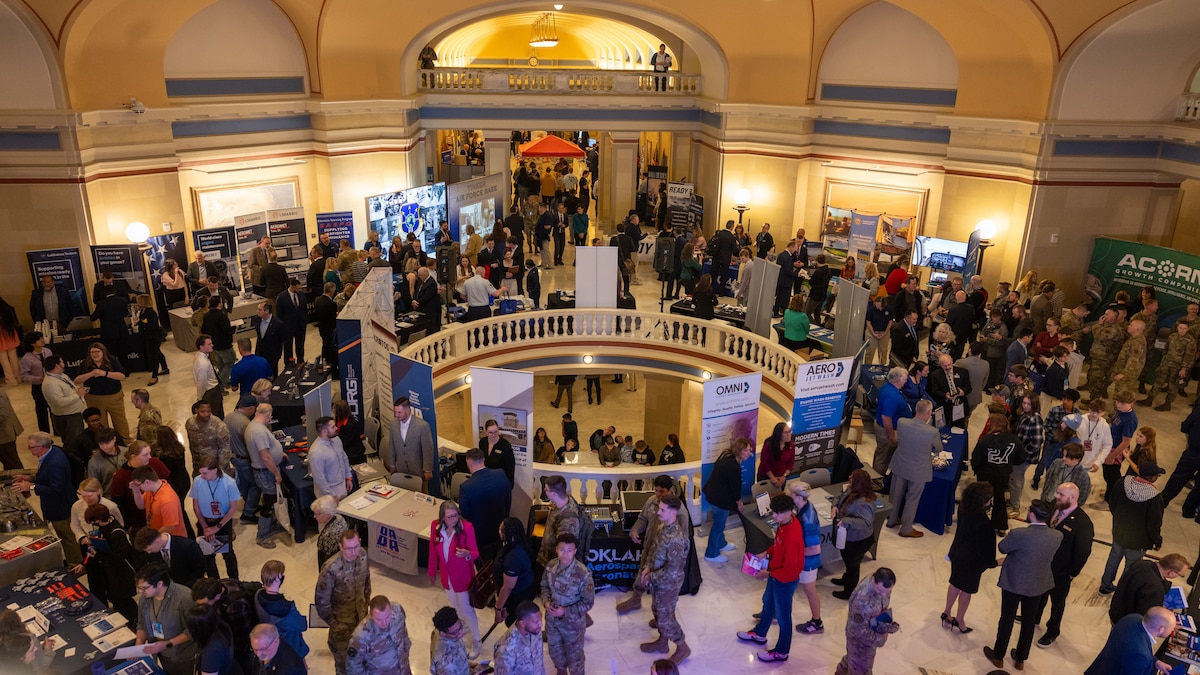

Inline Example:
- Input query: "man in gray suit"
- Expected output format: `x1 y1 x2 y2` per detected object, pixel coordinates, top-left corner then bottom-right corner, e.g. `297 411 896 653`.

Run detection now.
887 399 942 538
984 500 1063 672
386 396 435 493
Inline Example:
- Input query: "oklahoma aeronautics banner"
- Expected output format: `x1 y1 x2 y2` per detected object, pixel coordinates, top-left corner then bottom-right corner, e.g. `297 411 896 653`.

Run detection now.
1087 236 1200 326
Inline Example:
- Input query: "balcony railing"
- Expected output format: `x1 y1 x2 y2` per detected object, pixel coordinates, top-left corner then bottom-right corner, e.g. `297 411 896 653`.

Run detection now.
1179 93 1200 122
419 68 700 95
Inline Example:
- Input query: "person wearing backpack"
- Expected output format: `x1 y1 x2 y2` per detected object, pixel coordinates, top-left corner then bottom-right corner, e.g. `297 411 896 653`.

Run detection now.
254 560 310 660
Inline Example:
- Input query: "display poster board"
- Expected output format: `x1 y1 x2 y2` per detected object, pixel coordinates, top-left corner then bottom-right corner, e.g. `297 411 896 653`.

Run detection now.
303 380 333 446
192 227 242 291
266 208 309 276
644 165 668 224
448 173 506 252
962 230 983 280
470 366 534 518
235 212 269 287
390 355 441 498
1086 237 1200 325
91 244 147 295
848 214 880 276
666 182 694 232
791 358 854 471
367 184 448 258
26 247 89 318
700 373 762 512
316 212 355 249
575 247 619 308
144 233 188 325
335 316 364 422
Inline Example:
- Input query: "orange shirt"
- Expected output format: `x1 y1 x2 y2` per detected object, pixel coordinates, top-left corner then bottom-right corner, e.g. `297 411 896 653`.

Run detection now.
144 483 186 537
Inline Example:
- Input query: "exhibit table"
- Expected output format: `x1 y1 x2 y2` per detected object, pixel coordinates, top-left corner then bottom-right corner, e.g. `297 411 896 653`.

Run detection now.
0 486 65 587
267 363 332 431
52 332 146 374
669 298 747 329
336 485 442 575
913 427 968 535
168 293 263 352
278 425 383 544
546 291 575 310
771 323 834 353
740 481 891 566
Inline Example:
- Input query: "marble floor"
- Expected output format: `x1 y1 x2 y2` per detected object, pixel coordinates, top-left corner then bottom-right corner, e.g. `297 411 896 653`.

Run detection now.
6 245 1199 673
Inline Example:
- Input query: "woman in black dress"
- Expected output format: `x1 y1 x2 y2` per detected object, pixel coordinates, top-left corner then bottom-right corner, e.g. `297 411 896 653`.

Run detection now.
493 517 537 627
333 399 366 465
135 295 168 385
943 481 998 633
692 274 717 320
479 418 515 485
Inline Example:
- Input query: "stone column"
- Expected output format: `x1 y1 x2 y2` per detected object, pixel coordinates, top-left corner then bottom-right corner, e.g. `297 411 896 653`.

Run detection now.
483 129 513 207
601 130 640 237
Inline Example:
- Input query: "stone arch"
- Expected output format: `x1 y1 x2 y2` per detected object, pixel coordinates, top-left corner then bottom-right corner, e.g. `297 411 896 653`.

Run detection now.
1052 0 1200 122
394 1 729 100
816 1 958 107
0 0 66 109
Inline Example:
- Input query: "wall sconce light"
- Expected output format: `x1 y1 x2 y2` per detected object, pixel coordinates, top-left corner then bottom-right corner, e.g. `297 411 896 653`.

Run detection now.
975 220 997 274
553 3 563 9
125 221 150 244
582 354 594 364
701 370 712 380
463 374 473 385
733 189 751 224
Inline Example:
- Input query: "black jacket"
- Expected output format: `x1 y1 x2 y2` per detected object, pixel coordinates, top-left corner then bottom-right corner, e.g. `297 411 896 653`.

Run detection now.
201 309 234 351
253 316 286 376
314 294 337 336
275 289 308 335
890 320 921 366
1108 475 1164 551
702 453 743 511
262 263 290 301
30 285 74 324
946 302 976 342
927 365 972 417
807 264 833 302
1108 559 1169 624
1050 507 1094 579
971 431 1025 481
413 276 440 317
145 535 205 589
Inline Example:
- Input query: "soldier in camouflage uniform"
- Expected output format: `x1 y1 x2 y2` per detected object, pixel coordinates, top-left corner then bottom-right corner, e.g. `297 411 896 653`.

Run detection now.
541 533 595 675
184 402 231 474
638 494 691 665
430 606 470 675
315 529 372 675
1058 306 1086 343
1111 319 1147 397
1176 302 1200 397
1142 321 1197 411
494 601 545 675
538 475 581 567
345 595 411 675
616 475 691 614
1132 299 1159 393
1085 307 1125 402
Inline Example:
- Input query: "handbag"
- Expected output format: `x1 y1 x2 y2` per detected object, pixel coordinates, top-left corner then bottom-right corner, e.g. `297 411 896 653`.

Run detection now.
468 558 497 609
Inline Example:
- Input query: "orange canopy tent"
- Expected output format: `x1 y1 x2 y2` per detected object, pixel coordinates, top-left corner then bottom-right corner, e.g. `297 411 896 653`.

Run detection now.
517 135 585 158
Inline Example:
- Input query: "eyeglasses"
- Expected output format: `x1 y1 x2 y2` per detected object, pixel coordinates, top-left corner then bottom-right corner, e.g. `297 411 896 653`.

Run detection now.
136 584 153 593
251 635 278 654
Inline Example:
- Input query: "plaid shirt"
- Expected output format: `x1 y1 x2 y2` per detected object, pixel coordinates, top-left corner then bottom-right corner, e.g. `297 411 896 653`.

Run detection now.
1016 412 1045 465
1044 405 1068 454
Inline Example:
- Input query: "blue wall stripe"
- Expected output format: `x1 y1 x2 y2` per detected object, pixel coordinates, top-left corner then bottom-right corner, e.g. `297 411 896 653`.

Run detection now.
0 132 61 150
1161 142 1200 166
171 115 312 138
418 106 702 123
698 109 722 129
812 120 950 144
1053 139 1161 158
821 84 957 107
165 77 306 97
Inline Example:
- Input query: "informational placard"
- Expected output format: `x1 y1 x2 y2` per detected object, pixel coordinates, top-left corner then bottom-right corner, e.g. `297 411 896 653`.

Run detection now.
192 226 242 291
962 229 983 280
700 373 762 511
26 247 89 317
666 182 693 232
367 184 448 258
1086 237 1200 325
848 213 880 275
144 233 188 327
91 244 147 294
390 355 441 498
643 165 668 224
470 366 534 518
791 357 854 471
336 316 364 421
316 211 355 249
448 173 506 251
266 207 308 275
235 212 269 288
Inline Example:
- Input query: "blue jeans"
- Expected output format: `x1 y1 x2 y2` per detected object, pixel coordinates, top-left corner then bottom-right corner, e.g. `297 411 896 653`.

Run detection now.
753 577 799 655
1100 542 1144 591
1032 445 1062 482
705 506 730 558
232 456 260 517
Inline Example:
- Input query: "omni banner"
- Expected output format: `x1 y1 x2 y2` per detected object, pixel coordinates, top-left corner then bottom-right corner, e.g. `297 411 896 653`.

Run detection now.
700 372 762 511
1087 236 1200 326
791 357 854 471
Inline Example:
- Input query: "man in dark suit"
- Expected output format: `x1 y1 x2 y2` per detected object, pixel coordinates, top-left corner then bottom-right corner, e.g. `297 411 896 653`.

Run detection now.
252 301 285 377
30 275 74 325
1032 481 1094 646
90 287 131 360
261 250 290 302
774 239 797 317
946 290 976 358
458 447 511 560
91 272 133 305
890 310 921 367
888 400 942 538
133 529 205 589
927 353 972 429
192 276 234 312
411 266 441 334
891 275 926 325
314 282 338 368
12 433 78 565
275 278 307 364
710 220 738 291
984 500 1063 672
477 239 501 287
187 252 218 293
1085 607 1175 675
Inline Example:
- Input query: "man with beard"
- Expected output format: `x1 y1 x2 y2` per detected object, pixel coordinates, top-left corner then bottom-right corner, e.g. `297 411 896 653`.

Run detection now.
1031 482 1094 647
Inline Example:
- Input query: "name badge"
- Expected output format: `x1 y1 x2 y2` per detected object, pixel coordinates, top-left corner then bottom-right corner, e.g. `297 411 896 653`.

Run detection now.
210 502 222 517
152 622 165 640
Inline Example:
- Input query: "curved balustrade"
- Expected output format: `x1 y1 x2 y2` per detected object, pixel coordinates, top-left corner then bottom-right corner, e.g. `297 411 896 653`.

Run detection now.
418 68 701 96
401 308 804 408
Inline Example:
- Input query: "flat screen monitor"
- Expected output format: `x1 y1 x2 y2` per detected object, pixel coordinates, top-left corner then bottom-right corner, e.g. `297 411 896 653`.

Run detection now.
914 236 968 273
366 183 448 258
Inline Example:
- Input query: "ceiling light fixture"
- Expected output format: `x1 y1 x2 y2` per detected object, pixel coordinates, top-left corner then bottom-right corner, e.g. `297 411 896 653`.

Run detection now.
529 12 559 48
553 3 563 9
582 355 594 364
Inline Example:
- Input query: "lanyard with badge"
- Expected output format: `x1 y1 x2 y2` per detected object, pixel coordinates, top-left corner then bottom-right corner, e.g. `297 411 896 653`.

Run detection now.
205 479 223 518
151 594 166 640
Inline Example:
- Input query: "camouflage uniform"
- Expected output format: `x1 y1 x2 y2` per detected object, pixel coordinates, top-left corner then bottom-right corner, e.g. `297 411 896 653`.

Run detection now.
494 625 545 675
430 631 470 675
1132 310 1159 387
1087 321 1125 400
137 404 162 453
1058 310 1081 342
345 601 411 675
1112 334 1147 397
618 494 692 612
184 414 232 474
315 552 372 675
538 497 581 567
647 520 689 643
1154 331 1198 405
541 557 595 674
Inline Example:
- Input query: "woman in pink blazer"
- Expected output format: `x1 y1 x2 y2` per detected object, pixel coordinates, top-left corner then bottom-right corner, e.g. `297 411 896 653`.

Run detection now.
429 500 482 659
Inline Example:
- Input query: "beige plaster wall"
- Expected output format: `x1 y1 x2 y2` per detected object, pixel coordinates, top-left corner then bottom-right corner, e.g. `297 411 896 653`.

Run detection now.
0 182 92 324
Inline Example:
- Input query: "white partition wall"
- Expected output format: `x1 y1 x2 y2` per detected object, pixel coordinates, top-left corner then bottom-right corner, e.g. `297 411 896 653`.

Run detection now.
574 246 619 308
469 366 535 518
746 257 780 338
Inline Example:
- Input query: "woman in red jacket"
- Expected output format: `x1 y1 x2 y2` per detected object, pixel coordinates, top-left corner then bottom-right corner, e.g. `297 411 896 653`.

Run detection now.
429 500 482 659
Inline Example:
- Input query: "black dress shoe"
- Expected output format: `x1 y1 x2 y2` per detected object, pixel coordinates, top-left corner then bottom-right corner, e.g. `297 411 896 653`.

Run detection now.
831 589 852 600
982 646 1003 668
1010 649 1025 670
1037 633 1057 647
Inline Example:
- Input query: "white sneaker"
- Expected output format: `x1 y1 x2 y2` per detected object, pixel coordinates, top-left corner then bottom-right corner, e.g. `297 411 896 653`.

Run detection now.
721 543 737 552
704 554 728 563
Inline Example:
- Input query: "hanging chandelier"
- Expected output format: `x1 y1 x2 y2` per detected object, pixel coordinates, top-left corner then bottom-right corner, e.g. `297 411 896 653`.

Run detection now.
529 12 559 48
